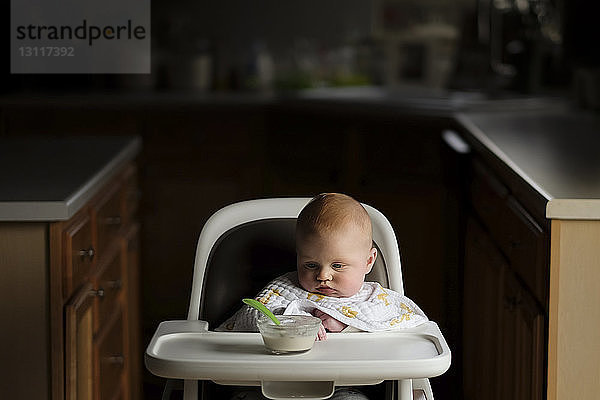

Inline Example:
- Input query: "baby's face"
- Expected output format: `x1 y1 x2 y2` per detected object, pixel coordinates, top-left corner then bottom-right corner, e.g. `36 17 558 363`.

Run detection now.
296 225 377 298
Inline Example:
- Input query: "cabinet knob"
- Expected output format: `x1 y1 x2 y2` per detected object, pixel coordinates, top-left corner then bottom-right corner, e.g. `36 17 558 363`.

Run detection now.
108 355 124 365
79 246 95 261
92 288 105 298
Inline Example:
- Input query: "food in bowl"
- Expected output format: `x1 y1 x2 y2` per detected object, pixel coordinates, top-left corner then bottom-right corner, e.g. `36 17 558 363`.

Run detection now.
257 314 321 354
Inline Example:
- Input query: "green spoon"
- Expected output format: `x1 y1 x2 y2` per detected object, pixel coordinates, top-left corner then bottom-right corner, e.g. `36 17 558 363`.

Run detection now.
243 298 281 325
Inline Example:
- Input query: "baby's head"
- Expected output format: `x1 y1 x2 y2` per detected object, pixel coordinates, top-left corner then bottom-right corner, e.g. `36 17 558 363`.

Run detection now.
296 193 377 297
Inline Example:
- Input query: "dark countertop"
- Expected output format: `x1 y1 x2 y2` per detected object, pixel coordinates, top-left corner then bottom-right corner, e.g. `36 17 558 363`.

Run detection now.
457 107 600 219
0 136 141 221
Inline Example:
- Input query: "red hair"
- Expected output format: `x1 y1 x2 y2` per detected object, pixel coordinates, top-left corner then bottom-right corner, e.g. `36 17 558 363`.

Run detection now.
296 193 372 245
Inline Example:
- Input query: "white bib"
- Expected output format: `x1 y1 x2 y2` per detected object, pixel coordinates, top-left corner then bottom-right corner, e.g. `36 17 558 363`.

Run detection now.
217 271 427 332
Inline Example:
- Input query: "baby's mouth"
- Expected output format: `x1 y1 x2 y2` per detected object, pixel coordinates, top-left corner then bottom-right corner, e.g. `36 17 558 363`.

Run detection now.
317 286 335 294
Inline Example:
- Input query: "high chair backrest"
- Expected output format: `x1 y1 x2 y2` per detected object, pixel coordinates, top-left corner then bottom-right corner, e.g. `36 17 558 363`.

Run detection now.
187 198 404 328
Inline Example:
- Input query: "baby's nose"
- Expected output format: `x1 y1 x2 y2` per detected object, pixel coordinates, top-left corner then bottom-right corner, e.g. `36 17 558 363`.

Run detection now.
317 267 332 281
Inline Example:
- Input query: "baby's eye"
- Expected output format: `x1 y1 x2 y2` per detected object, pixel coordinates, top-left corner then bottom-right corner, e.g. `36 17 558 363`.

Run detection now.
304 263 319 270
331 263 344 270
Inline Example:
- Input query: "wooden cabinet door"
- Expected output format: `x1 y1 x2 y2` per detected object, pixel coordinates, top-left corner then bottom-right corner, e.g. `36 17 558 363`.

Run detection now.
94 312 125 400
462 218 504 400
499 269 545 400
65 283 96 400
463 217 546 400
63 212 95 299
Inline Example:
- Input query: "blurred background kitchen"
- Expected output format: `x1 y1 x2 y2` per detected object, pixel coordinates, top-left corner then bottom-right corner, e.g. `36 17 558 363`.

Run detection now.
4 0 597 99
1 1 599 400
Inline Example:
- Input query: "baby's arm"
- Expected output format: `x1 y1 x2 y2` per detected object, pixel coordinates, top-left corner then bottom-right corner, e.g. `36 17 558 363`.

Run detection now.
312 309 348 340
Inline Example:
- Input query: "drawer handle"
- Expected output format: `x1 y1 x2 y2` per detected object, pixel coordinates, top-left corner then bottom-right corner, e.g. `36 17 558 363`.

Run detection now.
92 287 105 298
79 246 95 261
108 355 124 365
103 216 122 226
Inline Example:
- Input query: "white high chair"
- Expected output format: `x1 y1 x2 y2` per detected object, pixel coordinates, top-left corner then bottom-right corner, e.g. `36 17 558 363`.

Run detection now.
145 198 451 400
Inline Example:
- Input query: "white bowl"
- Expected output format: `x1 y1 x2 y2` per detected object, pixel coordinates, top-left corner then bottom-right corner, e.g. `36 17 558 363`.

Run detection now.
257 314 321 354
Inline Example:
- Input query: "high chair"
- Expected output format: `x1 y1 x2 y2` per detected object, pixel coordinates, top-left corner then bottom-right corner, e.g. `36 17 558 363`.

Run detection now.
145 198 451 400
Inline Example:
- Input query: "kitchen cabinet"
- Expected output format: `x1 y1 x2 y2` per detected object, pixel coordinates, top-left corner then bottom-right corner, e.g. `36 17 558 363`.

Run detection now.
0 137 141 400
457 108 600 400
463 216 544 400
461 151 547 400
462 218 503 400
54 164 142 400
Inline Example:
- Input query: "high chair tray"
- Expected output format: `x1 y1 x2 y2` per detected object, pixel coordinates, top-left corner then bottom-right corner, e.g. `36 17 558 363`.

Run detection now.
145 320 451 385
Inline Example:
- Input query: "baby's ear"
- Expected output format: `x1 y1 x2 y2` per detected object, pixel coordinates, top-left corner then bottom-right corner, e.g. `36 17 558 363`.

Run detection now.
365 247 377 273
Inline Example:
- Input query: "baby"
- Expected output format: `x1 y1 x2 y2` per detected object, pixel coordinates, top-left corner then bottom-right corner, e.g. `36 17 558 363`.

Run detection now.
218 193 427 400
217 193 426 339
295 192 378 339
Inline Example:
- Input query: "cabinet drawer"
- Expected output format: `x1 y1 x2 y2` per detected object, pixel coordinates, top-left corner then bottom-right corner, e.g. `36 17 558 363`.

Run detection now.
469 160 548 304
501 196 547 304
94 183 123 260
63 212 95 298
95 312 125 400
93 250 124 335
469 159 509 245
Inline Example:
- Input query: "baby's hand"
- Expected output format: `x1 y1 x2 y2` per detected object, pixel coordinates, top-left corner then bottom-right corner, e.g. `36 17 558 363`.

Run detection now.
316 323 327 341
313 309 348 335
